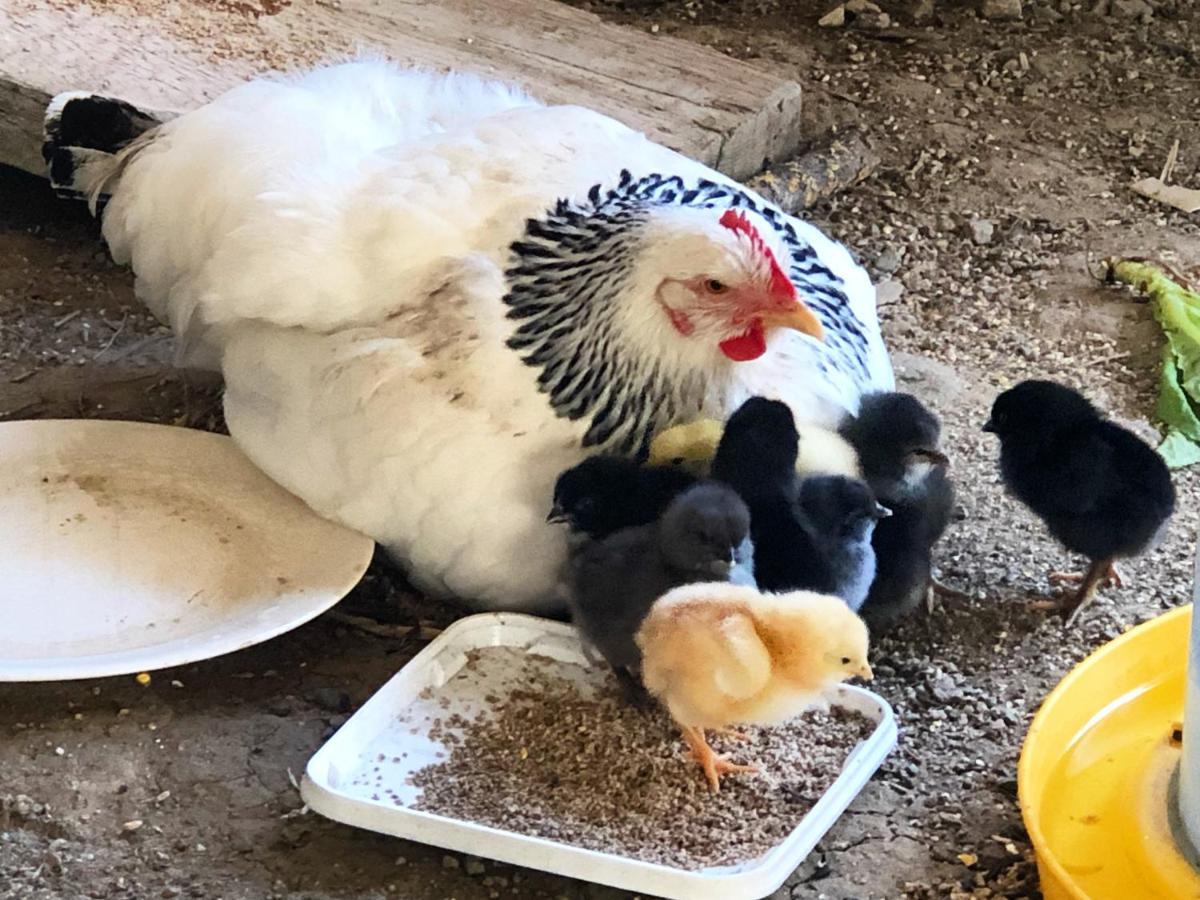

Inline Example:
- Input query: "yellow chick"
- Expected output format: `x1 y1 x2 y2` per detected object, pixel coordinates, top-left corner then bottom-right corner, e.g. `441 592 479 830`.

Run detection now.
635 582 872 792
647 418 723 477
794 424 861 480
648 415 861 481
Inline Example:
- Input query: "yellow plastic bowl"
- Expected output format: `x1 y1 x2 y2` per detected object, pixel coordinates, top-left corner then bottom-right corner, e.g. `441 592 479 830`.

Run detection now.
1019 604 1200 900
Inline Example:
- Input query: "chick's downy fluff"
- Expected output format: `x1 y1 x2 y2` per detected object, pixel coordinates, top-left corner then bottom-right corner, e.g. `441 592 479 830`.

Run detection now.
636 582 871 791
647 419 724 477
648 416 860 480
796 475 890 611
712 397 885 606
711 398 813 590
711 397 800 501
550 455 698 540
567 482 754 692
839 391 954 634
984 380 1175 626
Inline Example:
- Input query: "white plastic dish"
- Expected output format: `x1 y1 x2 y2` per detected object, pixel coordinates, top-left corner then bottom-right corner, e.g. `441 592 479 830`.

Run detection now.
0 419 375 681
302 612 898 900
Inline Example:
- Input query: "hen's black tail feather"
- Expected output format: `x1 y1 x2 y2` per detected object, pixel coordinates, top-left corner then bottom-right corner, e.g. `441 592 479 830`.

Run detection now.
42 92 165 209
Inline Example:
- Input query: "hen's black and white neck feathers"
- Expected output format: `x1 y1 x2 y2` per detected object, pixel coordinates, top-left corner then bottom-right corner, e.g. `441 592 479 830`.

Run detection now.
504 170 879 456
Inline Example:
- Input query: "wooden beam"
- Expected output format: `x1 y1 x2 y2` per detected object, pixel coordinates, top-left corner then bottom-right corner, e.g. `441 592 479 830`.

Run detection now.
748 129 882 213
0 0 803 180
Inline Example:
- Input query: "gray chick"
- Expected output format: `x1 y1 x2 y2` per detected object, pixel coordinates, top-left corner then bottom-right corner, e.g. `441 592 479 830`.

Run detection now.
795 475 891 612
566 481 754 699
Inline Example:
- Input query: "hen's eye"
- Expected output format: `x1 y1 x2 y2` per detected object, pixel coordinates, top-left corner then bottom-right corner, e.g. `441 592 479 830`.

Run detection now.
705 279 728 294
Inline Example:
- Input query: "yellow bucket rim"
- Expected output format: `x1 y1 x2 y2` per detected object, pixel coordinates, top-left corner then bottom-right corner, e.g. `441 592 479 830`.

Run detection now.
1018 603 1194 899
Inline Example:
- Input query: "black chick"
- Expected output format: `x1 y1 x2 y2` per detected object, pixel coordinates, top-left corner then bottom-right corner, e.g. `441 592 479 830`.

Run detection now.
549 454 697 540
566 482 754 696
839 391 956 634
983 380 1176 626
711 397 811 589
796 475 891 611
712 397 887 604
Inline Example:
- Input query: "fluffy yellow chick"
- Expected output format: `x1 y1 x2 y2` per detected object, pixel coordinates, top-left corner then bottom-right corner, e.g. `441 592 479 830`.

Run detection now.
794 424 861 479
647 415 861 480
635 582 872 792
647 419 723 476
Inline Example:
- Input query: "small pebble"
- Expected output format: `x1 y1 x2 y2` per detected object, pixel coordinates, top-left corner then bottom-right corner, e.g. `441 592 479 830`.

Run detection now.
967 218 995 245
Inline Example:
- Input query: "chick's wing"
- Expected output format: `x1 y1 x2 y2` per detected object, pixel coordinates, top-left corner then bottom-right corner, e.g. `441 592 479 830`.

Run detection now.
709 611 773 700
1018 430 1115 516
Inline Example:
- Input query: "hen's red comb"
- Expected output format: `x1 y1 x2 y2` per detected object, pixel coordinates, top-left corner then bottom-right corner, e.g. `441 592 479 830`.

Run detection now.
719 209 796 303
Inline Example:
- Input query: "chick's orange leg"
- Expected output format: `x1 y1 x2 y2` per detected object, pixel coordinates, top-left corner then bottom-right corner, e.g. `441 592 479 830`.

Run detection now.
1105 562 1125 588
680 726 757 793
1059 557 1117 628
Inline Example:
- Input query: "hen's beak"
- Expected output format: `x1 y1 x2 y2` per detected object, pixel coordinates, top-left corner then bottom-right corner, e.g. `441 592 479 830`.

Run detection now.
758 303 825 342
857 662 874 681
546 503 568 524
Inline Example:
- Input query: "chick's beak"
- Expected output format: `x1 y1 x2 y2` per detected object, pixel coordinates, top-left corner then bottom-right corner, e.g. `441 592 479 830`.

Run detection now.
857 662 874 681
758 303 825 342
546 503 567 524
874 503 892 519
981 419 997 434
914 447 951 467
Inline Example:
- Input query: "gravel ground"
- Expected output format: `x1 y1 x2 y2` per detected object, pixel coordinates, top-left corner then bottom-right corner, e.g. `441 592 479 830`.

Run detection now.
1 2 1199 898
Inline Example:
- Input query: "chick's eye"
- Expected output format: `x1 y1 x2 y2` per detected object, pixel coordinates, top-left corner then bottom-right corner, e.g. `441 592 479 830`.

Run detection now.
705 279 728 294
841 657 851 665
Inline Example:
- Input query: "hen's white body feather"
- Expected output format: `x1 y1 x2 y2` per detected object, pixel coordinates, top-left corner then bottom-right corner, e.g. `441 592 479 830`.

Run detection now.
68 61 893 610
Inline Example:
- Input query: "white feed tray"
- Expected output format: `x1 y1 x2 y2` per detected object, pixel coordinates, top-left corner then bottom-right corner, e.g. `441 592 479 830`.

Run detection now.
302 612 898 900
0 419 375 681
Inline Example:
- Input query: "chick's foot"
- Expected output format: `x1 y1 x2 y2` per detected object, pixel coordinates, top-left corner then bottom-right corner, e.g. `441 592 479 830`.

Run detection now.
681 726 757 793
923 576 969 615
1037 558 1119 627
1028 597 1065 612
1048 562 1123 589
714 726 750 742
930 576 970 601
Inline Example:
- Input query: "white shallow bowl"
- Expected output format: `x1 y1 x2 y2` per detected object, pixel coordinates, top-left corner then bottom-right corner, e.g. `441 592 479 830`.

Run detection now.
302 612 898 900
0 419 375 681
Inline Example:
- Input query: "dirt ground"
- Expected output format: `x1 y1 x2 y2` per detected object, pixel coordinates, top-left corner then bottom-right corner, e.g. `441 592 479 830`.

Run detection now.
2 1 1199 898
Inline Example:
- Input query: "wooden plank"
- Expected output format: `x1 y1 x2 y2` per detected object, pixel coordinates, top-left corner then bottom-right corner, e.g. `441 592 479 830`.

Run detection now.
0 0 803 180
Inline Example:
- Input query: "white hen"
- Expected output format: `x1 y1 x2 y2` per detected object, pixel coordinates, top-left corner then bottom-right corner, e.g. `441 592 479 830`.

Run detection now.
45 61 894 611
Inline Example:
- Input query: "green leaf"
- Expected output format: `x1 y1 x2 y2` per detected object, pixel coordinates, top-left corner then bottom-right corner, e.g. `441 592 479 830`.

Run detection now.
1159 430 1200 468
1111 260 1200 468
